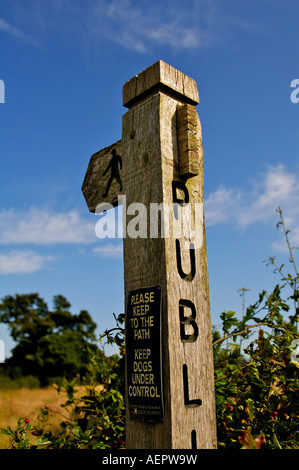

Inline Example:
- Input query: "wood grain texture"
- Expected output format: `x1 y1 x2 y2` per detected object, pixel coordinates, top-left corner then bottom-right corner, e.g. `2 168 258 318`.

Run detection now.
81 140 123 213
122 83 217 448
123 61 199 108
81 61 216 449
177 104 201 178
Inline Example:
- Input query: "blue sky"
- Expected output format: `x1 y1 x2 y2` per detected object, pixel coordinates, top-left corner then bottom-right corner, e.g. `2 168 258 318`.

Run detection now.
0 0 298 358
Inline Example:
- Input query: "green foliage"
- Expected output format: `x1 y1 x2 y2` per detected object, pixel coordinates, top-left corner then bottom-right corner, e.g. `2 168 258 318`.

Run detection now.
0 294 98 385
214 303 299 448
214 208 299 448
0 340 125 449
0 417 53 449
1 208 298 449
0 372 40 389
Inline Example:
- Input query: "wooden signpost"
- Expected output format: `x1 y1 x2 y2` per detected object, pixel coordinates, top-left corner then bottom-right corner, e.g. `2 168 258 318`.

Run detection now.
82 61 217 449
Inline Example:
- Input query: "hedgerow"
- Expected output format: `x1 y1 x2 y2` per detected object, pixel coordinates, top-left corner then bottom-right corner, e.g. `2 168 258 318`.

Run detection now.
1 208 298 449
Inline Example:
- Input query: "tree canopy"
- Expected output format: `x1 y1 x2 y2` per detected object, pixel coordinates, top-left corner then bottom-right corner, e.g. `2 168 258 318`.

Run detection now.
0 293 98 385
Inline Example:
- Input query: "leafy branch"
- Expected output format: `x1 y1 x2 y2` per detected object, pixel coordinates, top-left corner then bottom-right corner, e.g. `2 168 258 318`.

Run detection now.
212 321 289 348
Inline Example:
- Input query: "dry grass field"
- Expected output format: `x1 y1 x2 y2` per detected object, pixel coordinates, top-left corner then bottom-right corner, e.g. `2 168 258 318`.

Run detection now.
0 386 74 449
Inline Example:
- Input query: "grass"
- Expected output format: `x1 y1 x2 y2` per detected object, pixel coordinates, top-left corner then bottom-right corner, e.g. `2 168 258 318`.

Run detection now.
0 385 74 449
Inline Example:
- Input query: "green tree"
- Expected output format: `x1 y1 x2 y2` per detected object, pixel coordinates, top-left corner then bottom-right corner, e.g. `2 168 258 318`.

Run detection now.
0 293 98 385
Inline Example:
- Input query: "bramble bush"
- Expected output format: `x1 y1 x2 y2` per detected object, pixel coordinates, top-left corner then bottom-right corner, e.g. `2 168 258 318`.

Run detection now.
1 208 298 449
214 208 299 448
213 288 298 449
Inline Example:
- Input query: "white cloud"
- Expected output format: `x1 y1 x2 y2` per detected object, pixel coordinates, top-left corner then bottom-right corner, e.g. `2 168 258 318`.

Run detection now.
0 207 123 272
205 164 299 251
0 16 38 46
0 17 26 38
93 243 123 258
236 164 299 228
0 250 55 274
204 186 241 226
1 0 261 54
0 208 97 245
1 0 220 53
90 0 218 52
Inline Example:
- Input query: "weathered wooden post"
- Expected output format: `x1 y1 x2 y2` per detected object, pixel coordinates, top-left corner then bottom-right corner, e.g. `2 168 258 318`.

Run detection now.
82 61 217 449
